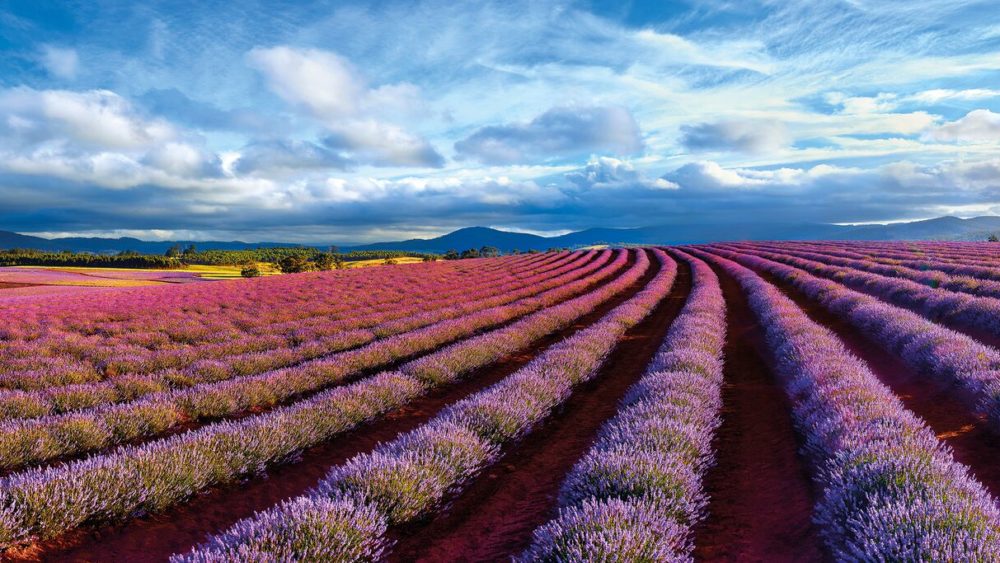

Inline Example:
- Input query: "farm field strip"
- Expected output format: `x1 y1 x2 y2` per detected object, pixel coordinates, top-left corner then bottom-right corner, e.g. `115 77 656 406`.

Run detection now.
522 249 724 561
820 241 1000 266
749 256 1000 500
693 249 1000 559
0 251 626 470
715 243 1000 343
0 251 651 551
0 252 580 394
173 249 677 561
807 242 1000 275
703 246 1000 431
786 240 1000 267
729 241 1000 299
0 251 555 369
0 251 607 420
0 252 543 339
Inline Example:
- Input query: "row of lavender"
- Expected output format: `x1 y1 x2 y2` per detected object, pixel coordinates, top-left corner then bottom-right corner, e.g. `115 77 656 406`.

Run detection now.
0 251 653 547
0 252 576 392
820 241 1000 268
523 249 725 560
692 249 1000 558
730 241 1000 299
716 243 1000 341
0 250 628 469
705 246 1000 431
172 250 677 561
0 250 610 422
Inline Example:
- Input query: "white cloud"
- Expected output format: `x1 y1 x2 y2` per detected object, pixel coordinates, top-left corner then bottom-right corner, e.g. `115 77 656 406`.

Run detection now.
0 88 176 150
664 160 852 190
248 47 364 118
907 89 1000 104
39 46 79 80
566 156 677 190
926 109 1000 142
455 106 643 165
680 120 790 154
325 119 444 168
247 46 441 167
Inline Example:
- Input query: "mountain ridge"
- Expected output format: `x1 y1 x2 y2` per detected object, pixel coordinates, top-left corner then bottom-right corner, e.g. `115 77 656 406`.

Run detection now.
3 216 999 255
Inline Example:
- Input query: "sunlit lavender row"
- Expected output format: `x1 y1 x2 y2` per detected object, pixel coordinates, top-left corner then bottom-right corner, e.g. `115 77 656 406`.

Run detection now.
696 249 1000 559
523 250 725 561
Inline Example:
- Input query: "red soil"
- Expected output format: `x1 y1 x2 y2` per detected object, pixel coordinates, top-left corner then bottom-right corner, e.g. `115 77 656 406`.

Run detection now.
16 251 654 562
692 263 823 562
387 250 689 562
760 268 1000 498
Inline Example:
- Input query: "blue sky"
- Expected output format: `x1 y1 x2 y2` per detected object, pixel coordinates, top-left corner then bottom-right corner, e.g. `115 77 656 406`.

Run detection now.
1 0 1000 243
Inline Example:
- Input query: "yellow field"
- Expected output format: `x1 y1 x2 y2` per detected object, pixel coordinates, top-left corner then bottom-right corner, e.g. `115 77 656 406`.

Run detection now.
343 256 428 268
2 258 427 290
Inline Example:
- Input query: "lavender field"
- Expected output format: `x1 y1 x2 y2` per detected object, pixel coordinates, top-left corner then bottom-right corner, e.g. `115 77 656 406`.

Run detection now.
1 243 1000 561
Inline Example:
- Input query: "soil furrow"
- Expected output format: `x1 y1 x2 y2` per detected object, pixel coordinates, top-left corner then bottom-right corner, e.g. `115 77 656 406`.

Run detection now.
692 262 823 562
20 251 653 563
386 250 689 562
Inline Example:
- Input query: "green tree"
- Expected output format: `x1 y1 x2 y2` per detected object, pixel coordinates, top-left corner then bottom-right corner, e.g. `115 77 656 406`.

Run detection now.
313 252 335 270
277 254 313 273
240 263 262 278
989 234 999 242
443 249 460 260
183 244 197 256
165 244 182 258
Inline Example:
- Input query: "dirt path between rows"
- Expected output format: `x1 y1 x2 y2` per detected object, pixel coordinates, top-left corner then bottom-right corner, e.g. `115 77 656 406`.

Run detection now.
757 267 1000 499
387 250 688 562
18 252 654 562
692 262 823 562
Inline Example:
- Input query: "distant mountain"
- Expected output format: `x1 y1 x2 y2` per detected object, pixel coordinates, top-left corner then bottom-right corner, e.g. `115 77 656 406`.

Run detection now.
349 227 550 253
348 216 1000 253
3 216 1000 255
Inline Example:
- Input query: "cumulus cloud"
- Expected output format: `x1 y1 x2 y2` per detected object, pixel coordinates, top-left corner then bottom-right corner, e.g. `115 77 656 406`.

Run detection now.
248 47 364 118
926 109 1000 142
247 46 442 167
39 46 79 80
454 106 643 165
566 156 676 190
680 120 790 154
324 120 445 168
664 160 851 191
0 88 176 150
232 139 353 176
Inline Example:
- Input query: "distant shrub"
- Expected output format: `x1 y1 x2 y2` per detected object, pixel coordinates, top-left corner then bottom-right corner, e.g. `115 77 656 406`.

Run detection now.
277 255 313 274
240 263 262 278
